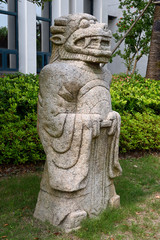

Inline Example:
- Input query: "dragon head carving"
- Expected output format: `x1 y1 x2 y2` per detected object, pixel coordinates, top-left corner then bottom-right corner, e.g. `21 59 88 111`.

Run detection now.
50 13 112 64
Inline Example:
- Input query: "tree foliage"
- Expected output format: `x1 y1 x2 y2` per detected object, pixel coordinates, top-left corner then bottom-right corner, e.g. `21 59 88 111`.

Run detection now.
0 26 8 48
112 0 154 74
0 26 7 38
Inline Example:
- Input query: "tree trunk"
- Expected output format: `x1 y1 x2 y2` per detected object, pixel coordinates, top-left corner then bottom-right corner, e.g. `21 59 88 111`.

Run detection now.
146 5 160 80
132 58 138 75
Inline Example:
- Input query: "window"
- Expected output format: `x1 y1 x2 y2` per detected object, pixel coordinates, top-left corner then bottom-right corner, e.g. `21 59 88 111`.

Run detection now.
0 0 18 72
36 2 51 73
84 0 93 15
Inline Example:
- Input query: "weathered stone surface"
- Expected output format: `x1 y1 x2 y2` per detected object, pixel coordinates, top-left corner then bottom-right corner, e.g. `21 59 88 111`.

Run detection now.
34 13 122 232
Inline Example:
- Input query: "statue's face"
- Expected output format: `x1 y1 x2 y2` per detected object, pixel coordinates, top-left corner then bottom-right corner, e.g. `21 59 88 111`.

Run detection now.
50 14 112 63
64 16 112 63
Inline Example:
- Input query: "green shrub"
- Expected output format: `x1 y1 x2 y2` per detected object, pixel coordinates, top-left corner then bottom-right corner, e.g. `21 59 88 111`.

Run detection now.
0 73 45 164
111 74 160 152
0 73 159 164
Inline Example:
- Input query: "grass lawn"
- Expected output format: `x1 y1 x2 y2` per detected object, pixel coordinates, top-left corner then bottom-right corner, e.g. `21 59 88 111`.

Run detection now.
0 155 160 240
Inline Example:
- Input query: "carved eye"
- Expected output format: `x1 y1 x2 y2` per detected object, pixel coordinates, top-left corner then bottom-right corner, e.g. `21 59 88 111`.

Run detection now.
79 19 90 28
90 20 95 24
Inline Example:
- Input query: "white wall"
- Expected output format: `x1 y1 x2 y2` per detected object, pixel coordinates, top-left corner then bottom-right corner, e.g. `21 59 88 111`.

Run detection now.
137 55 148 77
52 0 70 23
52 0 84 23
18 0 36 74
69 0 84 14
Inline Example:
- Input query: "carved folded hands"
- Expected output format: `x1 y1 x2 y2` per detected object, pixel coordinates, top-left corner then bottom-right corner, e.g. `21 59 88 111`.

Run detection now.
81 111 121 138
103 111 121 136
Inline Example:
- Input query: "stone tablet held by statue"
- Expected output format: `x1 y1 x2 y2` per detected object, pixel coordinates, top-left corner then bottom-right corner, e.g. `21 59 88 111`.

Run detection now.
34 13 122 232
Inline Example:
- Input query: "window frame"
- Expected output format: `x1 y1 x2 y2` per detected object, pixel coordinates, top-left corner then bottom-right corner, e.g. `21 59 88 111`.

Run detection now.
0 0 18 72
36 2 52 73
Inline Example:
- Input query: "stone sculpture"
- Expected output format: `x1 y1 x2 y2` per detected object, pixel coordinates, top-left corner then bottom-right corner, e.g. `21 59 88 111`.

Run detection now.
34 13 122 232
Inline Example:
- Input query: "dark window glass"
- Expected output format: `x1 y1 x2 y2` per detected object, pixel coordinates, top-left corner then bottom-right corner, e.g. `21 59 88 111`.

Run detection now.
0 15 16 49
36 20 41 52
36 2 51 72
37 55 43 69
84 0 93 15
47 55 50 63
0 26 8 48
0 53 2 68
36 20 50 52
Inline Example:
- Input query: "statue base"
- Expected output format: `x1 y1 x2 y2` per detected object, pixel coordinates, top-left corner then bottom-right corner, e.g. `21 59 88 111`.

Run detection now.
34 162 120 232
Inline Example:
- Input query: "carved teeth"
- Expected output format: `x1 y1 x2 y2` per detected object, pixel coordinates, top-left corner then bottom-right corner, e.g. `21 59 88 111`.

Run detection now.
83 37 92 49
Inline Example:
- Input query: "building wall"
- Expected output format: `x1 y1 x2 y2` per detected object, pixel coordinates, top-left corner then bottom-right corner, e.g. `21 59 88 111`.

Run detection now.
0 0 148 76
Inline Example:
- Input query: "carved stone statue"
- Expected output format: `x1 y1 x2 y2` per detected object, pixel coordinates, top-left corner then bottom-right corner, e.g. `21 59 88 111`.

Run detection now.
34 13 122 232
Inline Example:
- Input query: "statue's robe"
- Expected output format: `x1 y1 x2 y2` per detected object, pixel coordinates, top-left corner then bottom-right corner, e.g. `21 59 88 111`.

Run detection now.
34 60 122 228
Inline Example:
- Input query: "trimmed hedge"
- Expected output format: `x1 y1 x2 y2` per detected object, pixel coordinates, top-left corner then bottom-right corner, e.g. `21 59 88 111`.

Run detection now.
0 73 45 164
0 73 160 164
111 74 160 153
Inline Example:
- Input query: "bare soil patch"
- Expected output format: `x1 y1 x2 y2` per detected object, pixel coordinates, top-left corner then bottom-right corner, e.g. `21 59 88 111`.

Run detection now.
0 161 44 178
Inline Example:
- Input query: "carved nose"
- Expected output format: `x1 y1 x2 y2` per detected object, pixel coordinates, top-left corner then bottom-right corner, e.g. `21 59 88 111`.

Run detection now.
96 23 109 31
